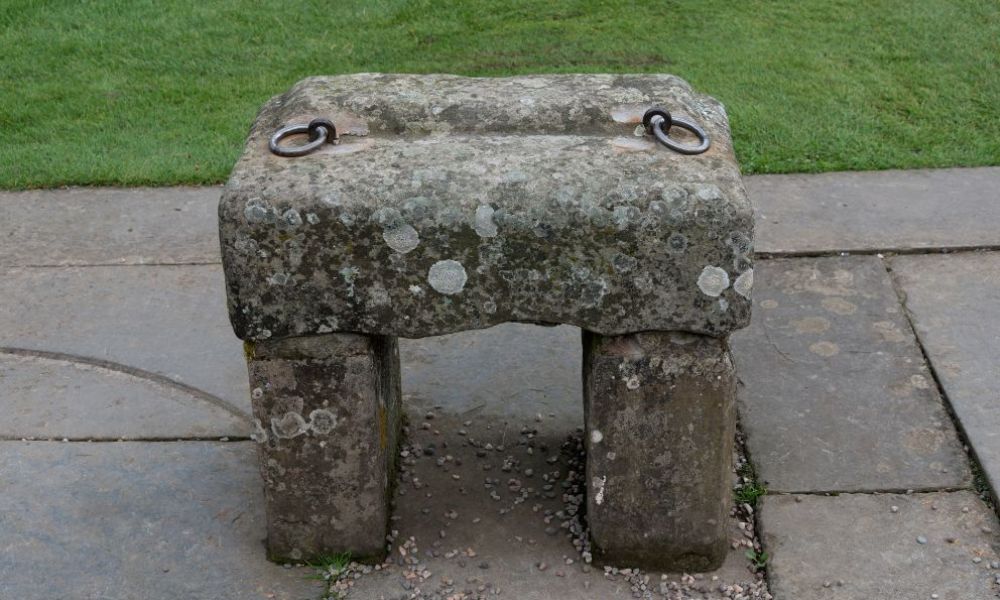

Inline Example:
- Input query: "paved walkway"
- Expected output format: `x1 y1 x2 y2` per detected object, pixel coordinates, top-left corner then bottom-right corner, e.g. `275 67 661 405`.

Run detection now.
1 167 999 599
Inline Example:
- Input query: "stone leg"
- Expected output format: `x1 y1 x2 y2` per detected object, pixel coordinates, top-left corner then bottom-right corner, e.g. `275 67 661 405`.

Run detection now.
246 333 402 563
582 330 736 572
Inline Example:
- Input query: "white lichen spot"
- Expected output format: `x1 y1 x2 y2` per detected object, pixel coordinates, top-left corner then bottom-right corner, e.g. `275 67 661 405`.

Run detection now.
259 329 272 339
428 260 468 295
719 298 729 311
697 266 730 297
282 208 303 228
339 212 355 226
666 232 688 254
593 475 608 506
474 205 498 237
306 212 320 225
910 374 930 389
383 223 420 254
734 268 754 299
409 284 425 296
267 272 289 286
612 205 640 229
612 254 637 273
271 412 308 439
251 387 264 400
482 299 497 314
243 198 275 224
308 409 338 434
625 375 641 390
250 418 268 443
633 124 646 137
590 430 604 444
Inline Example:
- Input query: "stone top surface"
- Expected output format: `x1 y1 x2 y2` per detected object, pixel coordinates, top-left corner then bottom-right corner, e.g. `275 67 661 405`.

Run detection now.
220 74 752 341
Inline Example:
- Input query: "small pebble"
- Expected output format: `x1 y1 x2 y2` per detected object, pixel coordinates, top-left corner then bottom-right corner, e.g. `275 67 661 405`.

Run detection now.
916 535 928 545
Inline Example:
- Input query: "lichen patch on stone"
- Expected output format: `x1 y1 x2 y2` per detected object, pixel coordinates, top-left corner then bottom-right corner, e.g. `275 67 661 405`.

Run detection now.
474 205 498 237
697 266 731 297
382 223 420 254
427 260 468 295
734 268 754 298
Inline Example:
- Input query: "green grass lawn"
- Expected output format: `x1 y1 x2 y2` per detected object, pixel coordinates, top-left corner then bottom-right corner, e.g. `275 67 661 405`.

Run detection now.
2 0 998 189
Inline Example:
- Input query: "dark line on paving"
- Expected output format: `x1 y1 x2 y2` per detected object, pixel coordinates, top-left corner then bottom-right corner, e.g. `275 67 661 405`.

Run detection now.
0 347 251 422
879 258 1000 513
757 245 1000 260
766 485 974 497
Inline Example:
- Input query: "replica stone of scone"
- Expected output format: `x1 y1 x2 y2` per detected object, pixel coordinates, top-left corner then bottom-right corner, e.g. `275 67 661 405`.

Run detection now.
219 73 753 342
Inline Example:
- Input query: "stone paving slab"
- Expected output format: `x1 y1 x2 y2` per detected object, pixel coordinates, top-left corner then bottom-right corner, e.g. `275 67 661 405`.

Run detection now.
0 186 222 266
731 256 971 493
892 252 1000 499
0 351 246 440
400 323 581 421
0 440 322 600
0 265 250 420
750 167 1000 255
759 491 1000 600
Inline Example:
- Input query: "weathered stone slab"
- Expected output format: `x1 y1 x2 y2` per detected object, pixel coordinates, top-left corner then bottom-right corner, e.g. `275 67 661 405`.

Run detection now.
759 491 1000 599
583 330 736 571
892 252 1000 499
750 167 1000 254
731 256 970 492
220 74 753 341
0 351 246 439
0 186 221 267
0 265 249 417
247 333 402 562
0 441 322 599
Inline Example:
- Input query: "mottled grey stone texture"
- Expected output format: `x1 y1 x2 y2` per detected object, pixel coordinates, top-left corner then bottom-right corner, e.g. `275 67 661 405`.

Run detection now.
759 491 1000 600
583 331 736 571
246 333 402 561
219 73 752 341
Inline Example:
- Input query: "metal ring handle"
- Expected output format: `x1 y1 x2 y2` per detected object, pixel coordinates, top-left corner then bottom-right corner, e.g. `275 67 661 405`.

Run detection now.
649 114 711 155
269 118 337 157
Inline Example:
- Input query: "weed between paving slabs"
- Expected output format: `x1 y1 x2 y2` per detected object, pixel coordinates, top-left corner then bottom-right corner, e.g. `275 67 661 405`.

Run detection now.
305 409 770 600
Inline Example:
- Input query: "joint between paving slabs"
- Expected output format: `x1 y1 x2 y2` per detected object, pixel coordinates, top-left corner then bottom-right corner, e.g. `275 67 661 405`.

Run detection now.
733 414 773 589
881 255 998 514
757 245 1000 261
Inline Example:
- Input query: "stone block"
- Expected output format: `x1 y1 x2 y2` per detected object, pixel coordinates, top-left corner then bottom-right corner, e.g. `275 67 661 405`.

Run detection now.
247 333 402 561
582 330 736 571
219 74 752 341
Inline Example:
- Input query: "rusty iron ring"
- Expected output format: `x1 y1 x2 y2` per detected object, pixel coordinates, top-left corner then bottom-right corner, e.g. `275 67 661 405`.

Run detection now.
643 107 710 155
269 118 338 157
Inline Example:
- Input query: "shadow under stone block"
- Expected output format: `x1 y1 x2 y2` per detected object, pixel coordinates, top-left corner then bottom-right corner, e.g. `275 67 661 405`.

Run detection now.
582 330 736 571
247 333 402 562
